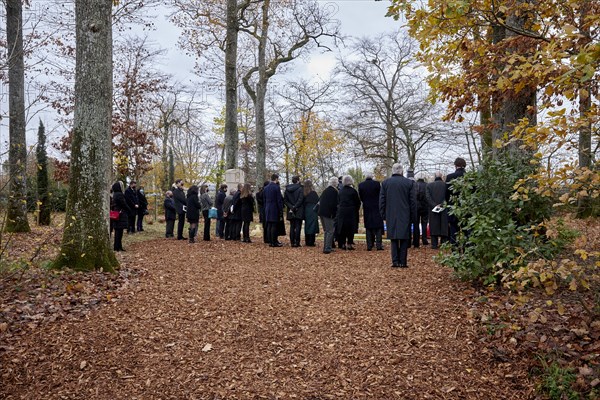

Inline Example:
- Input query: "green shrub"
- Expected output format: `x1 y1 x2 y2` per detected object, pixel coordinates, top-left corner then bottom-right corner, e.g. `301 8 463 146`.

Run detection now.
437 153 572 284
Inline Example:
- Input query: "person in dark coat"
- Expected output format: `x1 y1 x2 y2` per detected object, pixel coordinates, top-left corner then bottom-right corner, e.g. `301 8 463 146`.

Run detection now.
173 179 187 240
413 174 430 247
222 188 236 240
239 183 256 242
446 157 467 245
124 181 139 234
199 184 213 241
263 174 284 247
427 171 449 249
229 183 243 241
284 175 305 247
164 190 177 238
215 184 227 238
136 187 149 232
255 181 269 243
302 179 319 247
186 185 201 243
336 175 361 250
111 181 131 251
379 163 416 268
358 173 385 251
318 177 339 254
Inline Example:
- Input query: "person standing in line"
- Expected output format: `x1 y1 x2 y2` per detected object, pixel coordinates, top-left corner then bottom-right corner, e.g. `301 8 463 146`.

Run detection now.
336 175 361 250
186 185 201 243
111 181 131 251
318 177 339 254
284 175 305 247
199 184 213 241
445 157 467 245
379 163 416 268
263 174 284 247
358 173 384 251
215 184 227 239
164 190 177 238
256 181 269 243
229 183 243 241
222 188 236 240
173 179 187 240
413 174 430 247
302 179 319 247
124 181 139 234
239 183 256 243
136 187 149 232
426 171 449 249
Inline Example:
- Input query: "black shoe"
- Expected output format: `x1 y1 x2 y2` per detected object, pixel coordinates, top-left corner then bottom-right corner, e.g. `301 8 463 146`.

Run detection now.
347 245 355 250
400 264 409 268
177 237 188 240
270 243 283 247
431 246 438 250
340 244 347 250
323 250 331 254
376 247 384 251
367 247 373 251
423 241 429 245
391 263 400 268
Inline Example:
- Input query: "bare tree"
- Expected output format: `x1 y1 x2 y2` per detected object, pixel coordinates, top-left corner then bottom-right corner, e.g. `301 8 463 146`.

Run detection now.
5 0 31 233
336 31 444 175
54 0 117 271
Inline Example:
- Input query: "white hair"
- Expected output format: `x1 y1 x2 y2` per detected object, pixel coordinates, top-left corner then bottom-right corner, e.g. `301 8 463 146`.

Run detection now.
435 171 443 178
342 175 354 186
365 172 374 179
392 163 404 175
328 177 339 187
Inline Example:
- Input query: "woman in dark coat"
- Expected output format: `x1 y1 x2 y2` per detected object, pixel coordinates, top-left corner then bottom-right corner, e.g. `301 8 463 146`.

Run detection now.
229 183 243 241
239 183 256 242
199 184 213 241
426 172 449 249
111 181 131 251
302 179 320 246
186 185 202 243
336 175 361 250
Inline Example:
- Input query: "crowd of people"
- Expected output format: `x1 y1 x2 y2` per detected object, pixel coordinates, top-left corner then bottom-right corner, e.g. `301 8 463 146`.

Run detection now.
110 157 467 268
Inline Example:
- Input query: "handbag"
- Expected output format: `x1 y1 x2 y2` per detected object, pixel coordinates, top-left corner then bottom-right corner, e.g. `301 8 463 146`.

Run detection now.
109 210 120 221
208 207 218 219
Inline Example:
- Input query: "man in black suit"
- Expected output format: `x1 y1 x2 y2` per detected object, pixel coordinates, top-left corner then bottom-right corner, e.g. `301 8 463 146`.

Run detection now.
358 173 384 251
124 181 139 234
446 157 467 245
379 164 416 268
172 179 187 240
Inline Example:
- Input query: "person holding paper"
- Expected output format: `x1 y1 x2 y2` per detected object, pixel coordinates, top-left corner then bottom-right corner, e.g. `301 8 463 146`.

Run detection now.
426 171 448 249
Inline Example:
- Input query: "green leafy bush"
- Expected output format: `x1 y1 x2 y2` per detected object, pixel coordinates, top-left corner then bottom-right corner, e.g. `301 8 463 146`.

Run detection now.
437 153 573 284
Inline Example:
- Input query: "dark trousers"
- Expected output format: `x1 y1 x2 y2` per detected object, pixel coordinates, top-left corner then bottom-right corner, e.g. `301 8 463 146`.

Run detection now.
262 221 268 243
137 212 145 231
223 217 231 240
230 220 242 240
305 233 316 246
165 219 175 237
338 230 354 248
412 212 429 247
127 214 136 233
289 219 302 246
448 215 459 245
431 235 447 249
242 221 251 241
114 228 124 251
177 212 186 239
390 239 409 266
216 217 224 238
267 221 278 245
366 228 383 250
202 210 211 241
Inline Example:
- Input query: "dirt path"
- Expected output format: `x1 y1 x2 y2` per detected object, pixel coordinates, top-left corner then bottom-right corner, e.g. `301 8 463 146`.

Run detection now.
1 238 533 399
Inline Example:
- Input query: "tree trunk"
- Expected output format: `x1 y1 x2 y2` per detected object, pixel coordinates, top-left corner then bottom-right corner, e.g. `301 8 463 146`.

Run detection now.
225 0 239 169
54 0 117 272
161 121 170 191
254 0 270 185
37 121 51 226
5 0 30 233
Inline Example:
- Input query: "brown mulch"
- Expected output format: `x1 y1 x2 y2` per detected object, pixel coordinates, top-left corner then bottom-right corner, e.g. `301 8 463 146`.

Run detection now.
1 237 536 399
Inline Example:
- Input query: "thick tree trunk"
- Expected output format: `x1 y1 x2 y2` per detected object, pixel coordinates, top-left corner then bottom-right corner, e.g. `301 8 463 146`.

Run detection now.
254 0 270 185
5 0 30 233
54 0 117 272
161 122 170 191
225 0 239 169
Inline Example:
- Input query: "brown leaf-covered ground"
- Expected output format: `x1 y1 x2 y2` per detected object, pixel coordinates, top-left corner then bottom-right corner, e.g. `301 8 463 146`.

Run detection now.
1 233 536 399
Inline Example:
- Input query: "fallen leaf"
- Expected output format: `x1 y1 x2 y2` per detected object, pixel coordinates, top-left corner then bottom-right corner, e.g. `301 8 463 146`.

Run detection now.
202 343 213 352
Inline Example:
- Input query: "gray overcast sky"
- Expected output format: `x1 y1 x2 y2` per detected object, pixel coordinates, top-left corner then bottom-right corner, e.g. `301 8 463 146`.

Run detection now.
145 0 400 83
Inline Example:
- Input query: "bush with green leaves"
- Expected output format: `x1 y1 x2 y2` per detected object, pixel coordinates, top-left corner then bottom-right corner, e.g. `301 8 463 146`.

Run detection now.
438 153 573 284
